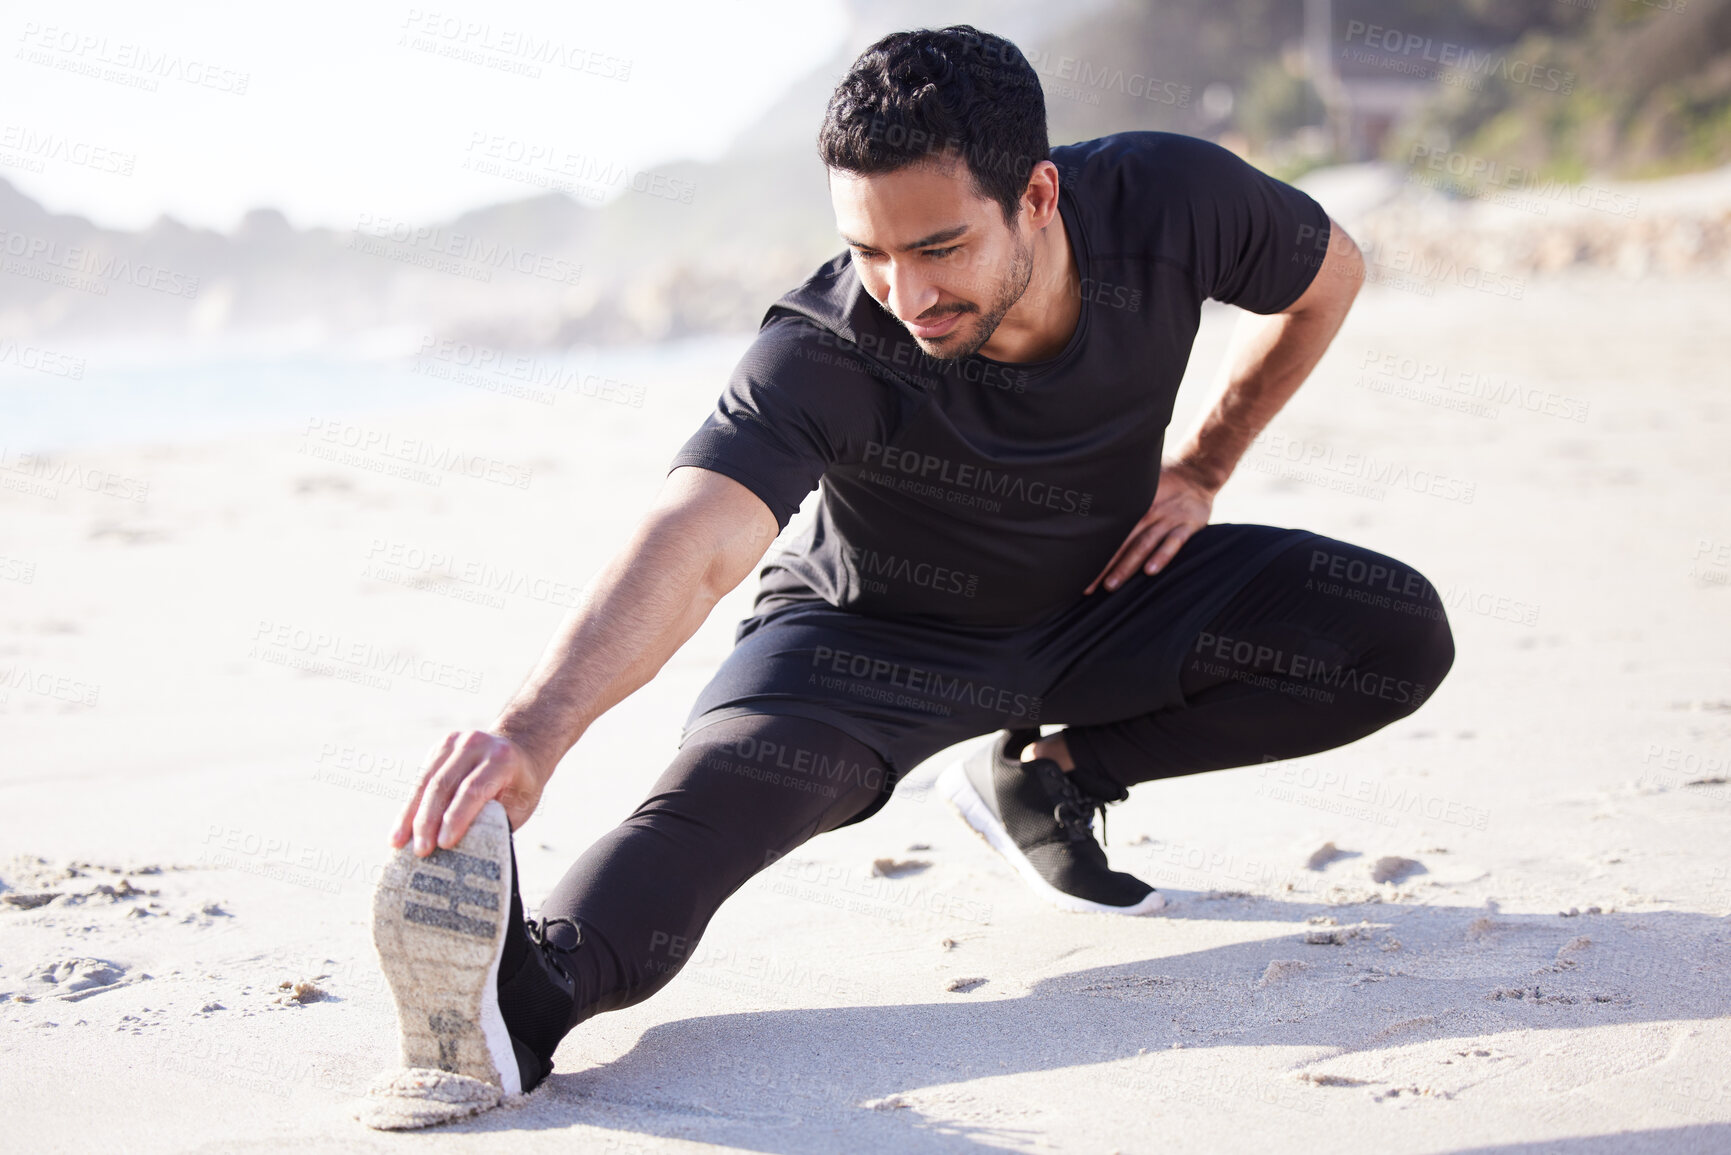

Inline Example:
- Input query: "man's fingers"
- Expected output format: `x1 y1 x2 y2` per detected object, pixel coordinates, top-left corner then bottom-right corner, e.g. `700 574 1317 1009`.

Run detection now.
1143 524 1195 575
1102 522 1173 590
392 732 457 847
438 759 505 849
1084 469 1213 594
1084 516 1164 594
391 781 427 849
413 739 487 856
1084 546 1130 595
1089 537 1148 594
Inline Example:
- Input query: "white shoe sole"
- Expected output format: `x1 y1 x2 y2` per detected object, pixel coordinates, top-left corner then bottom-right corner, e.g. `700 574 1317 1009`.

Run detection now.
371 800 522 1095
937 757 1167 917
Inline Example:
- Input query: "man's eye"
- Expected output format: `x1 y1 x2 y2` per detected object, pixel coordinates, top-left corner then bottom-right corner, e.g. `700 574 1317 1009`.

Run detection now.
924 246 959 259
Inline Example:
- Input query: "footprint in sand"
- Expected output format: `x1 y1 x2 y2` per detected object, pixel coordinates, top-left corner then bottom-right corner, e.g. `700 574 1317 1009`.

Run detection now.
1257 959 1308 987
1371 856 1425 884
1467 916 1502 941
1294 1072 1372 1087
2 893 60 910
1305 842 1357 871
870 857 931 879
33 958 135 1000
273 980 329 1005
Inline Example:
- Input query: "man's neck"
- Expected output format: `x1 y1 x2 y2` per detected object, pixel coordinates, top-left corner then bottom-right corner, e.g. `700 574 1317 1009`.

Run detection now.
976 204 1080 364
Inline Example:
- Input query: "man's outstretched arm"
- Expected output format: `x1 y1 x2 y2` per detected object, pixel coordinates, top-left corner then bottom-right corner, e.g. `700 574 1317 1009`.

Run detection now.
1086 214 1365 593
391 466 780 856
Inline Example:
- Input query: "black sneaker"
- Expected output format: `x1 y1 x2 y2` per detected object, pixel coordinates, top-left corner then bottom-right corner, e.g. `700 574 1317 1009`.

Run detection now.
497 896 580 1092
372 800 577 1097
938 730 1165 915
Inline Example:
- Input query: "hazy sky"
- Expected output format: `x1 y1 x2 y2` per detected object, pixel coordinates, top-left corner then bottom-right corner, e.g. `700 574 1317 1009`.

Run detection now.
2 0 850 232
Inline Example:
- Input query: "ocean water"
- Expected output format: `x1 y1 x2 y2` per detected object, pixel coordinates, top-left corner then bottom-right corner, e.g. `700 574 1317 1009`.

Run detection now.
0 333 754 454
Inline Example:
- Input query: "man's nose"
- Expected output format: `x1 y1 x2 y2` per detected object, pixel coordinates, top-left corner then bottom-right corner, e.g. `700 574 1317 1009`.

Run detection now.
883 260 938 321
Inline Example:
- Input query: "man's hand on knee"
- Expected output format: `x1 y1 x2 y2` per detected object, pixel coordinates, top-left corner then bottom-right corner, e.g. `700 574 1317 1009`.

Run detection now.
391 729 549 856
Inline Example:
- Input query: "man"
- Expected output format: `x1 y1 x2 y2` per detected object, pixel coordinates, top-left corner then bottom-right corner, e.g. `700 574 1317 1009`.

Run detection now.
367 25 1454 1109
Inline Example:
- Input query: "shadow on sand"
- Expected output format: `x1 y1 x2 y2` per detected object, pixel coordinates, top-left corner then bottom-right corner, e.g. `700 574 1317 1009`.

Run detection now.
441 893 1731 1152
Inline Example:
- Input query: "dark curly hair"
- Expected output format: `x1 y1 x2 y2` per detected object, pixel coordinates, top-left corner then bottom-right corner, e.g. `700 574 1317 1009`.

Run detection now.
818 26 1048 225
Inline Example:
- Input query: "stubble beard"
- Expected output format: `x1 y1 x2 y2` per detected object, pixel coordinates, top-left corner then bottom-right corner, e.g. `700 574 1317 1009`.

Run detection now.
909 232 1036 361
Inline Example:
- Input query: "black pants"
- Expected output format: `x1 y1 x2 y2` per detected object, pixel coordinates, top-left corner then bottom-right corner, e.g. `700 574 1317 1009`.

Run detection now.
538 526 1455 1031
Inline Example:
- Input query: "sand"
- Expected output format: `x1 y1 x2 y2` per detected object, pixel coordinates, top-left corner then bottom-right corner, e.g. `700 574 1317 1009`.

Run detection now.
3 201 1731 1150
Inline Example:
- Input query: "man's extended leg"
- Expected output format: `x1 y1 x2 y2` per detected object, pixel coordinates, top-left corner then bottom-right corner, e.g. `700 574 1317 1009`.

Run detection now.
1055 536 1456 790
498 713 891 1076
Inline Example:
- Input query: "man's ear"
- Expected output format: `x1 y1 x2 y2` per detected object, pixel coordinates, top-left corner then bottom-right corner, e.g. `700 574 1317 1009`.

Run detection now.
1023 160 1061 229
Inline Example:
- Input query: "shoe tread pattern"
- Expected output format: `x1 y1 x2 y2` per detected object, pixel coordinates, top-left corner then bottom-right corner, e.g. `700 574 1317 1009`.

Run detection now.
371 802 513 1086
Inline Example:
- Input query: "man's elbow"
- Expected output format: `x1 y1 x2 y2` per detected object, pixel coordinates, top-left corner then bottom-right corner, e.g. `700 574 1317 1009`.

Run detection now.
698 527 774 608
1283 216 1363 320
1316 217 1365 310
1337 221 1366 285
646 466 780 606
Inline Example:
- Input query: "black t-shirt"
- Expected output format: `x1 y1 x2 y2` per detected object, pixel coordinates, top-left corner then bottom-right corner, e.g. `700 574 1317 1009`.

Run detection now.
669 132 1330 627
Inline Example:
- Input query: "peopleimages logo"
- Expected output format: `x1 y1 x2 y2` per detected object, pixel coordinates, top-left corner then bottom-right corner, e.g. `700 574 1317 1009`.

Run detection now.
413 336 645 408
711 734 891 795
809 644 1043 722
1192 630 1429 708
298 418 534 490
806 326 1029 394
0 664 100 707
1341 21 1576 95
0 339 85 378
1354 348 1590 424
15 22 252 95
397 9 632 81
0 123 136 176
362 536 580 609
0 446 150 502
348 214 582 285
1250 432 1477 505
249 619 485 694
860 441 1093 516
843 544 979 599
1405 145 1639 220
462 132 694 204
0 227 200 298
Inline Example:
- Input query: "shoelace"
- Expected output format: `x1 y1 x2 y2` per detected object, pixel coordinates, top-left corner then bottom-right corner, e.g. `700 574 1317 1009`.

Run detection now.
526 916 582 981
1028 760 1111 846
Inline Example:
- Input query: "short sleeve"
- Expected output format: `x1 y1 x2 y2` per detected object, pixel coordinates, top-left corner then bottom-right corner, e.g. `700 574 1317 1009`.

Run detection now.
668 316 893 530
1074 133 1332 315
1170 136 1331 313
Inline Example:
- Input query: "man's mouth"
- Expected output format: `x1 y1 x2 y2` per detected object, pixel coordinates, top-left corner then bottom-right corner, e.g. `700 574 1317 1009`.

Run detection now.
906 310 967 339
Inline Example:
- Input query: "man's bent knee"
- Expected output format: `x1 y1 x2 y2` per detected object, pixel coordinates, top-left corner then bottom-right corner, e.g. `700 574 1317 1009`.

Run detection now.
1381 606 1455 718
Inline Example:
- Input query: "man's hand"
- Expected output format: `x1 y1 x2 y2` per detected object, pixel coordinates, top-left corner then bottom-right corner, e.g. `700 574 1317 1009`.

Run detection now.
1084 461 1218 593
382 468 780 857
1083 215 1363 597
391 730 549 856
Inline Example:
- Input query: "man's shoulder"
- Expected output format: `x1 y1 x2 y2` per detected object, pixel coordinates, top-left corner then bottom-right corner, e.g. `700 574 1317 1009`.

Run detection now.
762 251 864 344
1052 131 1245 204
728 307 920 409
735 309 856 376
750 256 943 393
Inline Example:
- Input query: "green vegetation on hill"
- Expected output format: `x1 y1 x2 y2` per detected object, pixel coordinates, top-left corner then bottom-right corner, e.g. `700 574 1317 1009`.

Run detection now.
1395 0 1731 180
1029 0 1730 180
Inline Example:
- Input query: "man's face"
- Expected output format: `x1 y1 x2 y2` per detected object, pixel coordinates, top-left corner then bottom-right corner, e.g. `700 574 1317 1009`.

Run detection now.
829 156 1034 360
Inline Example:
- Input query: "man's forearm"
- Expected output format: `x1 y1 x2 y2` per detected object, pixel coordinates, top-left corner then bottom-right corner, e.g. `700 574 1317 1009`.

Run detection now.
1173 220 1364 490
487 515 747 780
